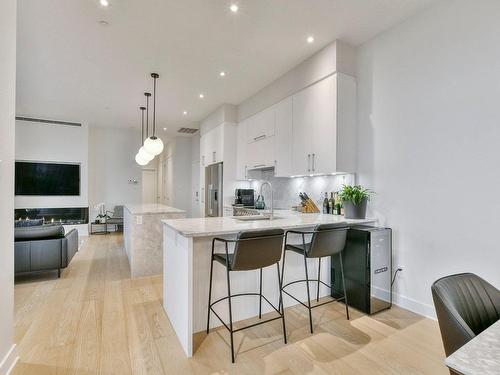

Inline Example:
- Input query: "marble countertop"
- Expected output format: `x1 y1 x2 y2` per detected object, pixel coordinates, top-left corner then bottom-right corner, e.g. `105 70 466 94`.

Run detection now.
162 211 375 237
125 203 186 215
445 320 500 375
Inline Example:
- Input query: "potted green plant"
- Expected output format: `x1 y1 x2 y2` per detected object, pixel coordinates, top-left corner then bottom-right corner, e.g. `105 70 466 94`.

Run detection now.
339 185 373 219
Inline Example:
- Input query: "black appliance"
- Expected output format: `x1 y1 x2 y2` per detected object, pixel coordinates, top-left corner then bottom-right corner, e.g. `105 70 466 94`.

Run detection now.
331 225 392 314
234 189 255 207
15 161 80 196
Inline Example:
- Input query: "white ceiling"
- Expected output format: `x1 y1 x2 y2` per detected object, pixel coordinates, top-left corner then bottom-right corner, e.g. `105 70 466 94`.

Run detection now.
16 0 436 136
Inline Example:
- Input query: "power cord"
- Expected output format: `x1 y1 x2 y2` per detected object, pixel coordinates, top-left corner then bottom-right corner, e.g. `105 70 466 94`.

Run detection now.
391 267 403 287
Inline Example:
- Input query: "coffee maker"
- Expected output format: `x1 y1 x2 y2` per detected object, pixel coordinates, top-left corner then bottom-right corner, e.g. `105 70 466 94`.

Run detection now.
234 189 255 207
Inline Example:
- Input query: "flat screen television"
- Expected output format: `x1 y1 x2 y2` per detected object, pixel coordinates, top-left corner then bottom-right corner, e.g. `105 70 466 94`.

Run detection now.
15 161 80 196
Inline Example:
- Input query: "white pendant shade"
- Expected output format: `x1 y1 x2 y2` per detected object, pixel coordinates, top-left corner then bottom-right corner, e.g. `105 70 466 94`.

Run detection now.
138 146 154 161
135 152 149 166
144 136 164 155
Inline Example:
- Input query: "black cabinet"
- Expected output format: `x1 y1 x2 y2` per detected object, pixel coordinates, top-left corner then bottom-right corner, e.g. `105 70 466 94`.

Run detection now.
331 226 392 314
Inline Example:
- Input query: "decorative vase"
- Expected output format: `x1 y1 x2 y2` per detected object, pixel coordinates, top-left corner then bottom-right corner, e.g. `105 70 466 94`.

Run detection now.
343 198 368 219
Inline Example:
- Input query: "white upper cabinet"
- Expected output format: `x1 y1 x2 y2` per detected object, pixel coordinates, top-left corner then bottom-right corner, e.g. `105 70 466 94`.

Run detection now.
236 72 356 178
291 73 356 175
246 106 275 143
292 75 336 175
200 124 224 166
274 97 293 177
236 120 248 180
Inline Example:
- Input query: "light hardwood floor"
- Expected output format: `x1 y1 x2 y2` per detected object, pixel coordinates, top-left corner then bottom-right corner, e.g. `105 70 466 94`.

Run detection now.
13 234 448 375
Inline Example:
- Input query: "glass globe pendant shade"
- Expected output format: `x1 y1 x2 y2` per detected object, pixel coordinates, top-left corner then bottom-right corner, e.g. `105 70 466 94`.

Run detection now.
138 146 154 161
135 152 149 166
144 136 164 156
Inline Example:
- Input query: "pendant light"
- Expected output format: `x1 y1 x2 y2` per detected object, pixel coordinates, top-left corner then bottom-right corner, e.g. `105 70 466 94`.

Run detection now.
143 73 164 155
135 105 152 165
138 93 154 162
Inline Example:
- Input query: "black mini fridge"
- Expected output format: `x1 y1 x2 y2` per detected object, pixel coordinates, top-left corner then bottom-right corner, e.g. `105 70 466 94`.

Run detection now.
331 225 392 314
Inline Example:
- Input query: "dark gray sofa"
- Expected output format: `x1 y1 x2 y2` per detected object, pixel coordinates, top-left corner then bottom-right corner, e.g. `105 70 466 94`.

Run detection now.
14 224 79 277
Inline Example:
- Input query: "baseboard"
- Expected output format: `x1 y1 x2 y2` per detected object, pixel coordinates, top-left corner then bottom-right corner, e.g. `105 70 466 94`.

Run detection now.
392 292 436 320
0 344 18 375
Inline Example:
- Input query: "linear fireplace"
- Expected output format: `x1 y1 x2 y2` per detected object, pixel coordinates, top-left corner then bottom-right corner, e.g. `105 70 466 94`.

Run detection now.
14 207 89 225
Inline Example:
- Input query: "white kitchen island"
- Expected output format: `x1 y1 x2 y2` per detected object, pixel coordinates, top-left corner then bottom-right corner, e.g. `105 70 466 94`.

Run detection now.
162 211 375 356
124 203 186 278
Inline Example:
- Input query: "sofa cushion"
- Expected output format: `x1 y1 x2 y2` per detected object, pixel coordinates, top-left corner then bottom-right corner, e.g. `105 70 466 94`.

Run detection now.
15 224 65 241
14 219 43 228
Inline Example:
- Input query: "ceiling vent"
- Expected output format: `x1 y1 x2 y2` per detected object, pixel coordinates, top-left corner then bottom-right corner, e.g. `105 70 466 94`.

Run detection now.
177 127 199 134
16 116 82 127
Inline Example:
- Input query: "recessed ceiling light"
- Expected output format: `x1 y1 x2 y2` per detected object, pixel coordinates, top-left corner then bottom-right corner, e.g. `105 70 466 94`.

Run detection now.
230 4 238 13
199 94 204 99
219 71 226 77
183 111 188 115
307 36 314 44
163 127 167 131
100 0 109 7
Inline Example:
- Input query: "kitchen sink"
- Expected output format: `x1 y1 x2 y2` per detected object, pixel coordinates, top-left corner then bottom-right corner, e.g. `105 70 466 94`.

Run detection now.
234 215 283 221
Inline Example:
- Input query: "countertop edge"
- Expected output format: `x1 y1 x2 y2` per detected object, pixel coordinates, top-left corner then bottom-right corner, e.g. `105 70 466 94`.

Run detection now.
125 204 187 215
162 218 377 238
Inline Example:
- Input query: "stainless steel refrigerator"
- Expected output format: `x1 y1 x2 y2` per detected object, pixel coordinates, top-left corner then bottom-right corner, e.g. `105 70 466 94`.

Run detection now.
205 162 223 217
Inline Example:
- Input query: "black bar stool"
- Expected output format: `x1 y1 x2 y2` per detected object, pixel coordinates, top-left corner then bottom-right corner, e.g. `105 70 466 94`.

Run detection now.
206 229 287 363
281 223 349 334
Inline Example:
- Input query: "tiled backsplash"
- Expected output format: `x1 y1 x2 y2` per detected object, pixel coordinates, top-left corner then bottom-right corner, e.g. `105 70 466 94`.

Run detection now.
247 170 355 210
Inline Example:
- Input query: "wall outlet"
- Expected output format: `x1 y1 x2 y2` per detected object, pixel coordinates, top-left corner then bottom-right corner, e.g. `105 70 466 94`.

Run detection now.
136 215 143 225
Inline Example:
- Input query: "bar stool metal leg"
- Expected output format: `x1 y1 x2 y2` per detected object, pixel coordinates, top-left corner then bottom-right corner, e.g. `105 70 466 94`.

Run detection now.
316 257 321 302
303 252 314 334
206 240 215 334
279 247 287 312
339 252 350 320
259 268 263 319
225 258 235 363
276 263 287 344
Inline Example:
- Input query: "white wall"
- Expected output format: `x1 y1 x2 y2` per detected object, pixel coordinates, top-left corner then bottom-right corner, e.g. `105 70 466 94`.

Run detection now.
237 40 355 122
356 0 500 317
15 120 89 209
199 104 237 135
0 0 17 373
88 126 143 217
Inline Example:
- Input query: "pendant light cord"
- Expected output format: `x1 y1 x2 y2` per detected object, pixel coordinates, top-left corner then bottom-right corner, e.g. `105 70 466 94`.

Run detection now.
140 107 145 145
145 92 150 138
152 74 157 137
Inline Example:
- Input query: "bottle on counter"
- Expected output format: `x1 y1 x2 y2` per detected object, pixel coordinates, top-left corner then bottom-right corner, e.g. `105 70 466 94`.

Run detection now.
328 192 335 214
335 192 342 215
323 192 329 214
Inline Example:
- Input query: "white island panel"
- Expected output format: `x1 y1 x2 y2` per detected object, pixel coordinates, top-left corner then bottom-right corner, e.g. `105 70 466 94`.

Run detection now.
162 213 375 356
124 203 186 278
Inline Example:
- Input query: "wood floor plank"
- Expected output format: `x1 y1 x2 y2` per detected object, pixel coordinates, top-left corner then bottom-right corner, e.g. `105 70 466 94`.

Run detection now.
12 233 449 375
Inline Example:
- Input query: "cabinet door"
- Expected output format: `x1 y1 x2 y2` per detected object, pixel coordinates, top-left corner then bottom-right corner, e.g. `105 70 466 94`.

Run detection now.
200 133 207 167
236 120 248 180
292 84 314 175
310 75 336 174
212 124 224 163
274 97 293 177
246 136 275 170
246 107 275 144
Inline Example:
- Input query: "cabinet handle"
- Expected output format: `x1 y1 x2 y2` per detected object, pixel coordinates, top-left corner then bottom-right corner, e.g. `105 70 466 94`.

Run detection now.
202 155 205 166
212 151 216 162
312 153 316 172
245 165 248 179
253 134 266 141
307 154 311 172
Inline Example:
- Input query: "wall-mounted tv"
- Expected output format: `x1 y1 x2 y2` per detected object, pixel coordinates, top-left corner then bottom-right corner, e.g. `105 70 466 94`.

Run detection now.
15 161 80 196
